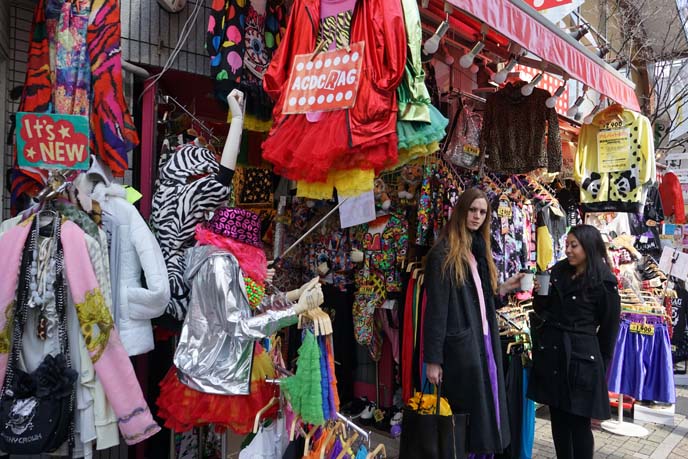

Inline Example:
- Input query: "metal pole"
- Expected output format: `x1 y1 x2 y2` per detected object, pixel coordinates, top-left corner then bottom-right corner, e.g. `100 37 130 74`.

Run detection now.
269 198 348 268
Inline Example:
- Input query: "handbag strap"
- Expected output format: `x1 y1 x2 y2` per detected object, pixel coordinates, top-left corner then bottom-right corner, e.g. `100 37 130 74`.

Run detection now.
415 381 443 416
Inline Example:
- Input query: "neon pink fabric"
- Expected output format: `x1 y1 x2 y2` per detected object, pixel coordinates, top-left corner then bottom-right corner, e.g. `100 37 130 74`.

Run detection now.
445 0 640 111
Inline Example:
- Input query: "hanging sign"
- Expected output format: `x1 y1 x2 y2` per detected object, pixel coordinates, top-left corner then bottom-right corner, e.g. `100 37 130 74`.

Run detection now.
597 128 631 172
16 112 90 170
282 41 365 115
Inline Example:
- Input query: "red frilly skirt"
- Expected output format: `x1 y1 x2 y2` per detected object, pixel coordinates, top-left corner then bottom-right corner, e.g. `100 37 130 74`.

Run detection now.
156 345 279 434
262 110 398 182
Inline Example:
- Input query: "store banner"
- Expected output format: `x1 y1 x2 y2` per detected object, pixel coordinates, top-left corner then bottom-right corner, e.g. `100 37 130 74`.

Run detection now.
16 112 90 170
282 42 365 115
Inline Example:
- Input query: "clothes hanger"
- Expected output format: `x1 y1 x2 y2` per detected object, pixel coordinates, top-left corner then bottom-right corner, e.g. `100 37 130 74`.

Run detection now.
304 425 321 456
252 396 279 433
336 432 359 459
289 415 301 442
320 421 347 459
366 443 386 459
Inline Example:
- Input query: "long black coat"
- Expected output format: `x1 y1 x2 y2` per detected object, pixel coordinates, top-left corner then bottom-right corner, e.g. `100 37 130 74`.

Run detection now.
527 260 621 420
424 240 510 454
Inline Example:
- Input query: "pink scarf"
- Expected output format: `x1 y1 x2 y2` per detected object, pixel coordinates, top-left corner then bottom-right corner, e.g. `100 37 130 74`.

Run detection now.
0 218 159 444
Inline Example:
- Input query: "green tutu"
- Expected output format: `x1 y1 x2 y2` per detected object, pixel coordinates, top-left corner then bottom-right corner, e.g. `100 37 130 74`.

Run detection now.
397 104 448 151
282 331 325 426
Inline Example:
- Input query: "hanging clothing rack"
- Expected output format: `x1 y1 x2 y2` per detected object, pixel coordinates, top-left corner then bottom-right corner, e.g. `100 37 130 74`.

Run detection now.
453 90 486 104
335 412 372 447
160 93 221 143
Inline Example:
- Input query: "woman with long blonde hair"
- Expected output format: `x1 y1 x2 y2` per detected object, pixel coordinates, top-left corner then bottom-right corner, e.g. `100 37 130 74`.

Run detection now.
424 188 524 458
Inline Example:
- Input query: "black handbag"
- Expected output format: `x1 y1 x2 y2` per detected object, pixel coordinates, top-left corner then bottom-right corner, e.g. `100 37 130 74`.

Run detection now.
399 383 468 459
0 223 77 454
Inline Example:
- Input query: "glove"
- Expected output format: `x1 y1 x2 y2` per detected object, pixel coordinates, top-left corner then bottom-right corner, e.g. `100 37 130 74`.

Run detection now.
220 89 245 171
292 284 324 314
286 277 320 302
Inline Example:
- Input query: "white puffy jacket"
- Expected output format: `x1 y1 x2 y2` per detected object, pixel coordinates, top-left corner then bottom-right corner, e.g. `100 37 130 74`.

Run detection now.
92 183 170 355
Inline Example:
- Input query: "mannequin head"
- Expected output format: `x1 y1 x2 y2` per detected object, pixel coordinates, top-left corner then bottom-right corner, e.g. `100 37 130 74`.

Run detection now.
196 207 267 283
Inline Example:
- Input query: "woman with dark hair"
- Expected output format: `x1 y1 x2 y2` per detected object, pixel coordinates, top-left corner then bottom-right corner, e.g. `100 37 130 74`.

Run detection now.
424 188 525 458
528 224 621 459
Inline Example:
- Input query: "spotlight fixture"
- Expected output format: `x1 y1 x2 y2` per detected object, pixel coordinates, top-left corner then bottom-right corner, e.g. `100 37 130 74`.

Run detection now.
566 86 588 118
583 96 607 124
546 83 567 108
570 25 589 41
460 41 485 69
423 20 449 55
597 45 610 59
492 58 519 85
521 73 544 96
612 59 627 71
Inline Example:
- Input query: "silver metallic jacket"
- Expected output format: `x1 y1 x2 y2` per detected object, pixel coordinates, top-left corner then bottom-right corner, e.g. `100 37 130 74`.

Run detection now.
174 245 298 395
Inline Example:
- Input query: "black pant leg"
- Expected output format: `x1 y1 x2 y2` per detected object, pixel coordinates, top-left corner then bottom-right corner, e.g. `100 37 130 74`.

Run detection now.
549 406 574 459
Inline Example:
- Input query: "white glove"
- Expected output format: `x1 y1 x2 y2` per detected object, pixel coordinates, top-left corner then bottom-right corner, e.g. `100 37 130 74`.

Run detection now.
220 89 245 171
293 283 324 314
286 277 320 302
350 249 364 263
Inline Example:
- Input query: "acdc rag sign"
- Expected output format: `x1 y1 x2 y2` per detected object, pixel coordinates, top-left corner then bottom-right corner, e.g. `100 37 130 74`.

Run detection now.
16 112 90 170
282 41 365 115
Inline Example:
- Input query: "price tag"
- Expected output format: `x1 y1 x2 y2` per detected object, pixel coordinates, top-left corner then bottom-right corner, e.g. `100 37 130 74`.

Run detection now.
497 198 512 218
630 322 655 335
462 144 480 156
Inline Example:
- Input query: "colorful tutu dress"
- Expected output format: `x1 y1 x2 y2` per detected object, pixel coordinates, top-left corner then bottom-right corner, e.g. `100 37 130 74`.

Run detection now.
262 0 407 199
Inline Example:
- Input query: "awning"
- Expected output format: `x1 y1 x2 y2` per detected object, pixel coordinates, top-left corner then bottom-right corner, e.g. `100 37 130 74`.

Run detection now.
445 0 641 111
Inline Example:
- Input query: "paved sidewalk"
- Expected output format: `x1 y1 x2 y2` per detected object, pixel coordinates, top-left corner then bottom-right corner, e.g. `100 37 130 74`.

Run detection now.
374 386 688 458
225 387 688 458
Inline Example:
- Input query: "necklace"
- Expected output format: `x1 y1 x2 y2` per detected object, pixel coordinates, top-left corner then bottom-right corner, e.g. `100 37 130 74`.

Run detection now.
27 215 58 340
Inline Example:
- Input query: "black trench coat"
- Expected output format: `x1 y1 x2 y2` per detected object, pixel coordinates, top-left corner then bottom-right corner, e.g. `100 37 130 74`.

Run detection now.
527 260 621 420
423 240 510 454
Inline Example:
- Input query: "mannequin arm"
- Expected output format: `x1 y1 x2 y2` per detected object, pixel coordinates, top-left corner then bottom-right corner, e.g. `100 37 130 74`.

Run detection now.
220 89 246 171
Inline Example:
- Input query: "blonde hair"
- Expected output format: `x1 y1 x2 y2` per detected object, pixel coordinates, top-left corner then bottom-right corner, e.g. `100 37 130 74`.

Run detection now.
441 188 498 292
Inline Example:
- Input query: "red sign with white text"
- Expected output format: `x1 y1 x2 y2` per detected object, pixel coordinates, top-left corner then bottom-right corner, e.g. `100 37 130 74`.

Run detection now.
16 112 90 170
523 0 574 11
282 41 365 115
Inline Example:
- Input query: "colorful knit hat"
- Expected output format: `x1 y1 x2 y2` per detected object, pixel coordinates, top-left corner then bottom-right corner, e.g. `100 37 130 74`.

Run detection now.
203 207 263 248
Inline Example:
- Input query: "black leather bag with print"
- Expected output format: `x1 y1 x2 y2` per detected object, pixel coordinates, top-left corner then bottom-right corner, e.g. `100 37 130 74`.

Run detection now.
0 225 76 454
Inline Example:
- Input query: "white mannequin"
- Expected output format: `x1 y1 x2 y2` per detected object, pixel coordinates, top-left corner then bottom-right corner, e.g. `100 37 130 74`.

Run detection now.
221 89 246 171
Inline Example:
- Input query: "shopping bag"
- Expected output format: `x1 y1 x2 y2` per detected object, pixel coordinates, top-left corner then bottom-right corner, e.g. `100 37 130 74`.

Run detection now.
399 383 468 459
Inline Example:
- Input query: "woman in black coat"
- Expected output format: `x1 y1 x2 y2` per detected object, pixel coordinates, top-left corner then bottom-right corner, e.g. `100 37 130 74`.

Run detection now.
424 188 524 457
528 224 621 459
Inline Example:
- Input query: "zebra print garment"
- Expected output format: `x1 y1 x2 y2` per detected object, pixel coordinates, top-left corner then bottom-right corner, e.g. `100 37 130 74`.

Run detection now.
150 144 231 321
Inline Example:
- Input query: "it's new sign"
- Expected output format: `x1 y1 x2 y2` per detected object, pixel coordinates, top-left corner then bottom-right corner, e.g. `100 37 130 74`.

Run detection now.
16 113 89 170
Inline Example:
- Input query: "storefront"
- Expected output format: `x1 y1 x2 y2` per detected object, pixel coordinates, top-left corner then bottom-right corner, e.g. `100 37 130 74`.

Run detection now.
0 0 683 458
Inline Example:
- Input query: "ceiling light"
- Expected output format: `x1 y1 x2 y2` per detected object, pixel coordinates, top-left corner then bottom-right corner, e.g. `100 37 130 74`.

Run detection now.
521 73 544 96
